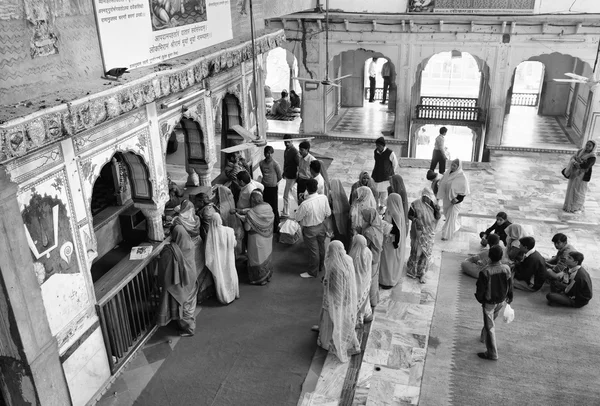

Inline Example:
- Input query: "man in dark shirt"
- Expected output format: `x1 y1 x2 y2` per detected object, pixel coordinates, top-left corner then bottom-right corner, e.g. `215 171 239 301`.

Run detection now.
512 236 546 292
281 135 300 218
479 212 511 247
545 233 576 282
547 251 592 308
475 245 513 361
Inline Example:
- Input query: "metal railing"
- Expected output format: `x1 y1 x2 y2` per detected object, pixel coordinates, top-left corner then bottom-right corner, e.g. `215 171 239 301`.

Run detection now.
511 93 538 106
420 96 477 107
364 87 384 100
95 241 167 374
416 105 481 121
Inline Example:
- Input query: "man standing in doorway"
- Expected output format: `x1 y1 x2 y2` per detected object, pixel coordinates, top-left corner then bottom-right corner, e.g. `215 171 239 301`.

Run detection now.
281 135 300 218
430 126 449 174
368 57 378 103
371 137 398 210
381 60 391 105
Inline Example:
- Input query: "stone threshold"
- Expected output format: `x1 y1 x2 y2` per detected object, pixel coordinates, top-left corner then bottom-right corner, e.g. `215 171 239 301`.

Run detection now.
488 145 577 154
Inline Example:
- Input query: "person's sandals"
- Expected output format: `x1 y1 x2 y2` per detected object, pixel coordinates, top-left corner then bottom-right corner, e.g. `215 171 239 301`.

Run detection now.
477 352 497 361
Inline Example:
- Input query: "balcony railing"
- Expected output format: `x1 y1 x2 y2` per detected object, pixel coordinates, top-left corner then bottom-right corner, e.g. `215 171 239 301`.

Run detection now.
511 92 538 106
364 87 384 100
416 96 481 122
420 96 477 107
95 240 167 374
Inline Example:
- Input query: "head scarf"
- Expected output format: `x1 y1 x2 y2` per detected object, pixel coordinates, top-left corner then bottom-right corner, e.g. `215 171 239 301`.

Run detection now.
245 192 275 238
437 159 470 201
385 193 406 236
575 140 597 161
216 185 244 244
166 225 197 302
361 208 384 253
322 240 359 363
389 175 408 226
420 188 441 220
505 224 528 248
205 213 239 304
349 235 372 312
350 186 378 234
172 199 200 237
351 172 378 205
329 179 350 238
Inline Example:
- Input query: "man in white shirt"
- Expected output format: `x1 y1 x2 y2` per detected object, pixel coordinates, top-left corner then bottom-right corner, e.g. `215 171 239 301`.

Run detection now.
368 57 378 103
296 141 316 202
236 171 264 211
296 179 331 278
302 160 325 199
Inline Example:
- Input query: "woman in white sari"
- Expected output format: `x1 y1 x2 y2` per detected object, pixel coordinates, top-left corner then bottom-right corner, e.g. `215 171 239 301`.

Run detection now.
205 213 239 304
379 193 407 288
317 241 361 363
349 186 377 237
437 159 470 241
349 235 373 326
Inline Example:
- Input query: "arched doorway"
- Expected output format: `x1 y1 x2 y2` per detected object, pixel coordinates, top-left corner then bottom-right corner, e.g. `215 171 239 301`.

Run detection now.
90 151 153 282
219 93 243 171
410 50 489 161
264 47 302 134
502 53 592 148
165 117 207 187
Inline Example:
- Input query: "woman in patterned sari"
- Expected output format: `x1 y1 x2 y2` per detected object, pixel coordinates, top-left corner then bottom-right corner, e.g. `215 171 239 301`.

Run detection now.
407 188 441 283
317 241 361 363
239 191 274 285
349 235 373 326
361 208 384 307
157 225 199 336
215 185 244 256
349 186 377 238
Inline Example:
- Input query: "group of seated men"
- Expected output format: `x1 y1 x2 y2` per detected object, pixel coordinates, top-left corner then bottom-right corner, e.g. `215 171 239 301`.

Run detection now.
461 212 593 308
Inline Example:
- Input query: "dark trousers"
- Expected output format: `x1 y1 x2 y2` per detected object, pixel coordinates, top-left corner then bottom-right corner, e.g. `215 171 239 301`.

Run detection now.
430 149 446 174
382 77 391 102
296 177 309 202
262 185 280 231
546 292 587 308
369 76 376 101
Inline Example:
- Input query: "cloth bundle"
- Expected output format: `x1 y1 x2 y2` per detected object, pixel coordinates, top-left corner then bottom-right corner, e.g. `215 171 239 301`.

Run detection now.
279 219 301 244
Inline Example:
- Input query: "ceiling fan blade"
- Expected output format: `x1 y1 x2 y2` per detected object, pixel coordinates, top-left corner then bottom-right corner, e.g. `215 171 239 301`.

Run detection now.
553 79 586 83
328 82 341 88
564 72 589 81
292 77 320 83
333 74 352 81
231 124 257 142
221 143 253 154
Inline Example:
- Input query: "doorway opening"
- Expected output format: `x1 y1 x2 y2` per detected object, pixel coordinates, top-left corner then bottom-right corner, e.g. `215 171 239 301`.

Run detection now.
415 124 474 162
264 47 301 134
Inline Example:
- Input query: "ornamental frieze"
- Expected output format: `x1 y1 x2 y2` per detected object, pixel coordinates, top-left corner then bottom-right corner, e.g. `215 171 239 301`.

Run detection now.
0 29 285 164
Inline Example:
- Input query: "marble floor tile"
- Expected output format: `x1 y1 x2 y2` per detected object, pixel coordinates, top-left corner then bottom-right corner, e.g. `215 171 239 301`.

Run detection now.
392 384 420 405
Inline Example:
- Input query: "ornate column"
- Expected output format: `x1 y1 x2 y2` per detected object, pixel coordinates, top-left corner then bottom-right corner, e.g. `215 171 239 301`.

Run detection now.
580 66 600 146
396 42 413 150
483 45 511 148
137 202 166 242
0 166 71 405
299 30 326 134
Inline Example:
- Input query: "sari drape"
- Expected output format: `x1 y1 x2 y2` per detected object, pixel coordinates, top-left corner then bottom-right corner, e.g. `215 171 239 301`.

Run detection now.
245 202 275 285
349 172 378 206
361 208 384 307
379 194 407 287
172 200 201 238
157 225 199 335
350 187 377 237
407 189 440 279
329 179 350 246
437 159 470 240
216 185 244 256
388 175 409 233
205 213 239 304
564 141 597 212
504 223 533 261
318 241 361 363
349 235 373 325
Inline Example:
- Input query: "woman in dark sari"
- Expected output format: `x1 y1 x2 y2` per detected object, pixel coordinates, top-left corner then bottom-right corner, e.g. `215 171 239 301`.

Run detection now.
360 208 384 307
238 191 275 285
156 225 199 337
215 185 244 256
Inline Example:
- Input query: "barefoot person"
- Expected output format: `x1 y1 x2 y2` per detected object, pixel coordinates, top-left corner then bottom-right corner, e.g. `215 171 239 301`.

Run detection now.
437 159 470 241
563 140 596 214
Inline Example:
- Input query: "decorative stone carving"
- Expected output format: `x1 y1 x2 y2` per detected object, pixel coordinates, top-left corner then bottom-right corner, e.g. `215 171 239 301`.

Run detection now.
139 204 166 242
160 75 171 95
6 127 27 157
90 99 107 126
26 119 46 147
170 74 181 94
44 114 63 140
105 96 121 119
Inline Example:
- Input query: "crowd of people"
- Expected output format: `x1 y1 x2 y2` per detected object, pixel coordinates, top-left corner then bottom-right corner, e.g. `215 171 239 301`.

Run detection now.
156 134 595 367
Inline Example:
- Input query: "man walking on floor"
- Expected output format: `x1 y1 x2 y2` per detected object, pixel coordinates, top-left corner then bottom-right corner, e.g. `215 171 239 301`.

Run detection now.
371 136 398 210
295 179 331 279
430 126 449 174
368 57 378 103
281 134 300 218
380 60 391 105
475 245 513 361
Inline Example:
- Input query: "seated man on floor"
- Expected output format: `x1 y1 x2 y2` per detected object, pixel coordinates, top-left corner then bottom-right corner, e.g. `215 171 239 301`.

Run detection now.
461 234 501 278
545 233 576 282
271 90 291 116
512 236 546 292
546 251 592 308
479 212 511 247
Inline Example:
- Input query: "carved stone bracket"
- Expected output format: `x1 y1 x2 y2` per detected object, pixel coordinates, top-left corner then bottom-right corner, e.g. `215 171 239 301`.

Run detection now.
138 202 166 242
0 30 286 164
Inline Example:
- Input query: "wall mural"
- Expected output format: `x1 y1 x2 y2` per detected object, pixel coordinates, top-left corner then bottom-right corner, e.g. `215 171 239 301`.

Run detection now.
22 190 77 284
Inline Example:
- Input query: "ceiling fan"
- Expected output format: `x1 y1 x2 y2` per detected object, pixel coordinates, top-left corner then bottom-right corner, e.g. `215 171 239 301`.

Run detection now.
554 72 600 86
220 125 314 153
292 0 351 88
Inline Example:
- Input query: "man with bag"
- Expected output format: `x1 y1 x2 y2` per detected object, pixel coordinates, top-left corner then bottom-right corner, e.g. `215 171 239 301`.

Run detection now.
475 245 513 361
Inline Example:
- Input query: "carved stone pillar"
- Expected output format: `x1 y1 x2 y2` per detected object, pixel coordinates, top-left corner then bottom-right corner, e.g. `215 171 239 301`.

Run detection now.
137 202 166 242
0 166 71 405
299 31 326 134
580 84 600 146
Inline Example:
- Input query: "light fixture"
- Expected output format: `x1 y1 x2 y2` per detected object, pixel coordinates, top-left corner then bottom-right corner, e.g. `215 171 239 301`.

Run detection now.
161 91 202 109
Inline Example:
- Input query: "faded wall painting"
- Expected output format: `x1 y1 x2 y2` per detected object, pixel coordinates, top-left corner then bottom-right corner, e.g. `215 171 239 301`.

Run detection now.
18 169 90 337
150 0 207 30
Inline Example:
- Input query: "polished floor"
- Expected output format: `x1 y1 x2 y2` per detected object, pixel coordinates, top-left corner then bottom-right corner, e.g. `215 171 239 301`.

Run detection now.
99 137 599 406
